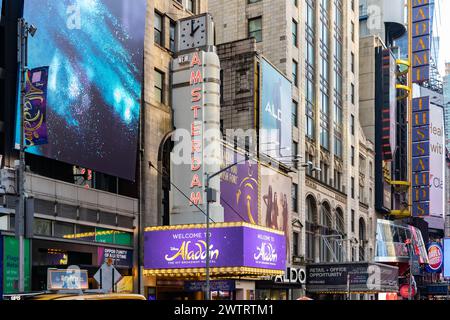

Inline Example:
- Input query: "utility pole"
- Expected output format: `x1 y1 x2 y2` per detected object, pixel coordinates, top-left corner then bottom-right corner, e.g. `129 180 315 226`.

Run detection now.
204 156 249 300
16 18 37 293
17 18 28 294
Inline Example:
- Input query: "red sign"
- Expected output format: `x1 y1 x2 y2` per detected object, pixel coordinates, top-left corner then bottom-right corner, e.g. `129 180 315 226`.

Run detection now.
399 284 416 299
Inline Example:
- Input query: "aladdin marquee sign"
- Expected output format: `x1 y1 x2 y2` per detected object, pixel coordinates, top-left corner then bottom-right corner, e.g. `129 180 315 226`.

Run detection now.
143 223 286 272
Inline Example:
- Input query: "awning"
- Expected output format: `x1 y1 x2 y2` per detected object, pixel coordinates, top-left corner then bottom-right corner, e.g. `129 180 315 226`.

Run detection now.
143 267 283 278
306 262 399 294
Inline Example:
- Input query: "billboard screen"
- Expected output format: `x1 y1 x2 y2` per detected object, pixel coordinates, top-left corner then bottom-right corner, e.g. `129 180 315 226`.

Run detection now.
444 238 450 278
220 145 259 224
260 58 292 164
260 165 291 263
426 104 445 225
16 0 146 180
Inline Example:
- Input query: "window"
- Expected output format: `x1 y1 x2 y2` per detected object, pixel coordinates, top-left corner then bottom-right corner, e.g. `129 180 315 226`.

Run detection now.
248 0 262 3
248 17 262 42
187 0 194 13
320 126 329 150
351 83 355 104
351 146 355 166
170 20 176 52
54 221 75 238
292 183 298 212
359 184 365 203
351 21 355 42
292 60 298 87
319 204 332 262
369 187 373 205
351 209 355 232
351 114 355 135
306 196 316 262
34 218 52 236
369 161 373 177
351 0 355 11
154 11 163 46
351 177 355 198
293 141 299 169
292 100 298 128
334 136 342 158
334 169 342 190
351 52 355 73
292 0 298 6
154 69 164 103
293 232 299 256
292 20 298 47
320 162 329 184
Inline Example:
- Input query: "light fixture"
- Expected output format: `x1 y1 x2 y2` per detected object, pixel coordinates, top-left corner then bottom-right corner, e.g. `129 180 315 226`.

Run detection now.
28 24 38 37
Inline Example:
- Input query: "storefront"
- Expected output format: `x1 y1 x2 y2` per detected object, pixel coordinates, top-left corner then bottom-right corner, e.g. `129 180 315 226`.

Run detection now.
1 229 134 294
375 219 429 299
30 238 134 292
255 266 306 300
306 262 399 300
143 222 286 300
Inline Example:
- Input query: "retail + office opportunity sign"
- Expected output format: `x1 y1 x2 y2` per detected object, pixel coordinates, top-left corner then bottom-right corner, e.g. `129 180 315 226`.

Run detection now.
144 224 286 271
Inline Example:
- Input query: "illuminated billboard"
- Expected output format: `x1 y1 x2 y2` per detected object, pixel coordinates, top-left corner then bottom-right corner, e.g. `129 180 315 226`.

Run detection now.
444 238 450 278
16 0 146 180
425 103 445 228
220 145 259 224
260 165 292 264
260 58 292 164
381 49 397 161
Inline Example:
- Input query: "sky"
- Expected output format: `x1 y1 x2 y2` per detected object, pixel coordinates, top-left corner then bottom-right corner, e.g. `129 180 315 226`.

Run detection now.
436 0 450 75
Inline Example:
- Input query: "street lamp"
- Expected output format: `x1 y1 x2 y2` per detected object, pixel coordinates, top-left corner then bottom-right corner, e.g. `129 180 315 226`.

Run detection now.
204 155 250 300
17 18 37 293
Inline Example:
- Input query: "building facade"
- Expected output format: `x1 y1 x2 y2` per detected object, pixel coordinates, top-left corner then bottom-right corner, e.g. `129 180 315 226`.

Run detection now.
142 0 209 296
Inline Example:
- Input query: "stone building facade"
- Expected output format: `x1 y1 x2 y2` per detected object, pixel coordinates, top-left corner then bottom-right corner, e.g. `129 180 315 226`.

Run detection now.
209 0 377 274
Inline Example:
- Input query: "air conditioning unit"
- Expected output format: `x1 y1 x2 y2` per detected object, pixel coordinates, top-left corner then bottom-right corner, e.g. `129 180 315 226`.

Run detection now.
292 255 305 264
0 168 16 195
0 214 10 231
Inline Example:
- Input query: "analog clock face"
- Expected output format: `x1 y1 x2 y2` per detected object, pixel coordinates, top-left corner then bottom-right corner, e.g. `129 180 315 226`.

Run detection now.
179 16 207 51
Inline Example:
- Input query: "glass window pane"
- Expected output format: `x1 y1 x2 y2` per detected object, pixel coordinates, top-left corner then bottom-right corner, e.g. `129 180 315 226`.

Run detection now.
55 221 75 238
34 218 52 236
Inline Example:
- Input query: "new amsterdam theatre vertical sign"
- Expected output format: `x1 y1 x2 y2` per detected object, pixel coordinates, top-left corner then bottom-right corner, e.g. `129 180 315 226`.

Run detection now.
171 14 223 224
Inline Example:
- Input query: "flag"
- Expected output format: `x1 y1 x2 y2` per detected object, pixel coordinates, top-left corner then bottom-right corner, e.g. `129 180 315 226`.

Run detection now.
23 66 49 146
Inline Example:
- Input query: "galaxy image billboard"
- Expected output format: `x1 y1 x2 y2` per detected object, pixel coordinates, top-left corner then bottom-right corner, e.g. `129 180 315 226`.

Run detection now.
16 0 146 180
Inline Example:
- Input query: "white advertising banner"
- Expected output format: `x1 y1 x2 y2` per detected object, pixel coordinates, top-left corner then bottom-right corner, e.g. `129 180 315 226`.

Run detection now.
428 104 445 221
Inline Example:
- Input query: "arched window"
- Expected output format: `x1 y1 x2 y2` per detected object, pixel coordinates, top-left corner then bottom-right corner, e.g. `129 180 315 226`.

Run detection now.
359 218 366 261
335 208 345 236
319 202 332 262
334 207 345 261
305 195 317 262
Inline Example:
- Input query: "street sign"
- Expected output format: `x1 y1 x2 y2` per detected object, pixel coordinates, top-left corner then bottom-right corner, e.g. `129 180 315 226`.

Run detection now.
93 262 121 293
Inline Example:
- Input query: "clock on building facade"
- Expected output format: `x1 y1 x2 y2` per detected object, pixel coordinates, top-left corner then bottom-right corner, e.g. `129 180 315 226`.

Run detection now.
176 13 214 52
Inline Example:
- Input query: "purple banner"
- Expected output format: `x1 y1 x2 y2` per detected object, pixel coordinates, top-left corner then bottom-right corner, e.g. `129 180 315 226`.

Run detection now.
220 148 258 224
24 67 49 146
144 225 286 271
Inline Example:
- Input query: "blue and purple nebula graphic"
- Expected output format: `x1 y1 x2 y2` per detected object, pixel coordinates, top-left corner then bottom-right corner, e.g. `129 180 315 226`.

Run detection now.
16 0 146 180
